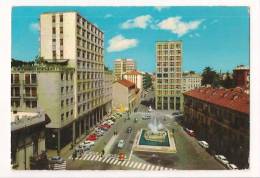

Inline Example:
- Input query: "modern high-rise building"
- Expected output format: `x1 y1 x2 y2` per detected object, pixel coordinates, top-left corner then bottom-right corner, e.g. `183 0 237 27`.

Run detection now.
114 58 136 80
155 41 183 111
11 11 108 153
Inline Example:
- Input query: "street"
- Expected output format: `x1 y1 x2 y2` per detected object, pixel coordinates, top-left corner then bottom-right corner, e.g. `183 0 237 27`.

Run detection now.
65 89 225 170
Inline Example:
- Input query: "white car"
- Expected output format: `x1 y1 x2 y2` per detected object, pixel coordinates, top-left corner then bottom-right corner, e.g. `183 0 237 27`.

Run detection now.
106 120 114 125
227 163 238 170
198 141 209 149
215 155 229 166
117 139 125 148
84 140 95 147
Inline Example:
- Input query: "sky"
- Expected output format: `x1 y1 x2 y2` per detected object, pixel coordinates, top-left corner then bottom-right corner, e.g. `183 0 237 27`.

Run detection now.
12 6 249 73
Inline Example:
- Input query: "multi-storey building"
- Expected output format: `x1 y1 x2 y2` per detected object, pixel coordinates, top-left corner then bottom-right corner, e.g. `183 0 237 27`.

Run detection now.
183 87 249 168
11 63 76 151
11 110 49 170
182 72 202 92
123 70 143 91
114 58 136 80
40 11 106 151
104 70 113 114
155 41 183 111
112 80 140 112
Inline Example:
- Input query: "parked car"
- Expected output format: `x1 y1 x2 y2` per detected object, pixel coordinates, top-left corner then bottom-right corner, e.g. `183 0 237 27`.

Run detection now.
84 140 95 147
227 163 238 170
86 134 97 141
127 127 132 133
214 155 229 166
198 141 209 149
106 120 114 125
102 123 111 128
185 128 195 137
117 139 125 148
98 125 109 131
49 156 64 164
81 144 91 151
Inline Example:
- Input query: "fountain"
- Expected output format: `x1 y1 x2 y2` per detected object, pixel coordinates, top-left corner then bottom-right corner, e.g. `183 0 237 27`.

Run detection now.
132 106 177 153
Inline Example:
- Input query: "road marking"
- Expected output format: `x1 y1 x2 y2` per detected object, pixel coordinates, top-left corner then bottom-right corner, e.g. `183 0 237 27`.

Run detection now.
156 166 160 170
150 165 155 170
133 162 139 169
141 163 146 170
105 158 112 163
82 154 89 160
97 156 103 161
159 166 164 170
113 160 119 165
109 158 115 164
129 162 134 168
145 164 151 170
137 163 142 169
102 157 108 163
121 160 127 166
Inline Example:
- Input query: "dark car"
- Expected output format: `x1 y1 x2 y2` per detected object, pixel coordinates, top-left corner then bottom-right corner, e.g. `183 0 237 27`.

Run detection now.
127 127 132 133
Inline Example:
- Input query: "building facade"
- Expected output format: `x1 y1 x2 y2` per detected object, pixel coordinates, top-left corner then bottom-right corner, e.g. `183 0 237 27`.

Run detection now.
11 111 49 170
183 87 249 168
155 41 183 111
114 58 136 80
104 70 113 114
233 65 249 88
122 70 143 91
112 80 140 112
182 72 202 93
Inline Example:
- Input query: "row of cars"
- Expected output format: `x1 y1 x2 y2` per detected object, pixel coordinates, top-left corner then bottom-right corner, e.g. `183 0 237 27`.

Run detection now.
74 112 123 156
184 127 238 170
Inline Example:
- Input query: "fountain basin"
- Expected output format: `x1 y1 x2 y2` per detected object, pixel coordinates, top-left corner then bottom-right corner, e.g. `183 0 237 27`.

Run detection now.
140 129 170 146
133 129 177 153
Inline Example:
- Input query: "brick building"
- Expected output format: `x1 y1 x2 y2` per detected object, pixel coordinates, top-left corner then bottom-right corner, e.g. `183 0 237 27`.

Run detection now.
183 87 249 168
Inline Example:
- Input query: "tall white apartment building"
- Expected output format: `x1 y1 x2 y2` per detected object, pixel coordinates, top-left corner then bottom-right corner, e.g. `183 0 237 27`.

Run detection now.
182 72 202 92
114 58 136 80
36 11 105 152
155 41 183 111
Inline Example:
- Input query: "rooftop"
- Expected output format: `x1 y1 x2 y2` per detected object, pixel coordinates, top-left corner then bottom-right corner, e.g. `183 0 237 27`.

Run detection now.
182 72 201 78
184 87 249 114
11 111 47 131
234 65 249 71
124 70 142 75
117 79 135 89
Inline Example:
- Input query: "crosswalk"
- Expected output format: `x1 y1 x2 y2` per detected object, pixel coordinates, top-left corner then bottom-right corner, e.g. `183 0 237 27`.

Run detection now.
52 161 66 170
68 152 173 171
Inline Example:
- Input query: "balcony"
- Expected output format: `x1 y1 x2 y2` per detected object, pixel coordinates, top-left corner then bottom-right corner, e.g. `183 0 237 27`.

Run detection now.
23 80 37 86
11 81 20 86
23 94 37 99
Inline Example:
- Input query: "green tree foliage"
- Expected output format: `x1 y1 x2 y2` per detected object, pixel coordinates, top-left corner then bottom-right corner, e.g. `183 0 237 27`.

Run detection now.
143 73 152 89
221 72 236 89
201 67 221 87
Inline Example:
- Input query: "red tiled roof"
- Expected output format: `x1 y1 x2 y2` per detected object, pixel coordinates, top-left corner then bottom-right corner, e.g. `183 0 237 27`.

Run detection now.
117 79 135 88
184 87 249 114
124 70 142 75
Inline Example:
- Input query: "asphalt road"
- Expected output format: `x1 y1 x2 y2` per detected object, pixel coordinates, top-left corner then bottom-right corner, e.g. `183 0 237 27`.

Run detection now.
67 89 226 170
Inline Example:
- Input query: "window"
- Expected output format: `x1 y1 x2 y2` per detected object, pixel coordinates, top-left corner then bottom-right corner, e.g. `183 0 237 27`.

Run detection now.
66 112 69 118
61 87 64 94
60 50 63 58
31 74 37 84
60 39 63 46
32 101 37 108
25 87 30 96
60 27 63 34
52 27 56 34
52 38 56 42
52 15 55 23
31 87 37 96
61 73 64 80
25 74 30 84
59 15 63 22
25 101 30 108
14 87 20 96
52 51 56 59
61 114 64 121
71 110 73 115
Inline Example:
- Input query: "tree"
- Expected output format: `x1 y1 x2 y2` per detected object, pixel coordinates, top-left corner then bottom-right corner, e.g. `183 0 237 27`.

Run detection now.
221 72 236 89
201 67 221 87
143 73 152 89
